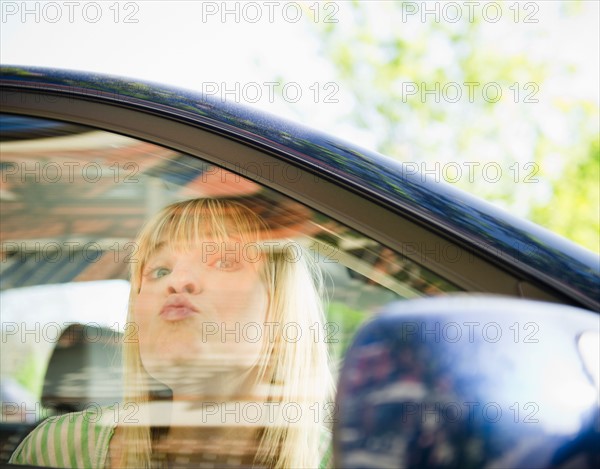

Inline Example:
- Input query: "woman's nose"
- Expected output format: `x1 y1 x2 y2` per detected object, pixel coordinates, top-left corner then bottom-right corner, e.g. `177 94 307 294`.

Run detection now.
166 265 203 294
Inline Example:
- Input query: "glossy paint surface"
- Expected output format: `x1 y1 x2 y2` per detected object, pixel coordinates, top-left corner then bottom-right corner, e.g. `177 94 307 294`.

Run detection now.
335 297 600 468
1 66 598 309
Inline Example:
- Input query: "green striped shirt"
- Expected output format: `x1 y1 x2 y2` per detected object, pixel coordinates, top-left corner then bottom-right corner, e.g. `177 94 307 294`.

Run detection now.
9 410 333 468
9 410 115 468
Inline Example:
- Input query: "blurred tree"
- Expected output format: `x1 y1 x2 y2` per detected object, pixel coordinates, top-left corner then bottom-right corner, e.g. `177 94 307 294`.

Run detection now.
532 137 599 252
303 0 599 252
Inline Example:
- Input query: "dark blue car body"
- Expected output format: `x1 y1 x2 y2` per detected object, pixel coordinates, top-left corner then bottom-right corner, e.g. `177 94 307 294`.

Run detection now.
1 65 598 310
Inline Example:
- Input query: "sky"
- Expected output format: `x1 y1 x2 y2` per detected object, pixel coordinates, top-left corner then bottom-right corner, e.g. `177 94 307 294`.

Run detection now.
1 2 338 131
2 1 598 151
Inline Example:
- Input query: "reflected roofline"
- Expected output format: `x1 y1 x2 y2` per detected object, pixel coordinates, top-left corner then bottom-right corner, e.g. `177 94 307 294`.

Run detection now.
1 65 598 310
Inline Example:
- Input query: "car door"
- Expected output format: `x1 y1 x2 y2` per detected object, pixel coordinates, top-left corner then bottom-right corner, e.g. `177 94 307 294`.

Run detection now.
1 69 597 467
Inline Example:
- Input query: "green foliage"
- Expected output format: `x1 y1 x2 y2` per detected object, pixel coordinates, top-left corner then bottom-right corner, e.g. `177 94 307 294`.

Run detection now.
14 352 46 398
304 1 599 252
325 302 369 365
532 138 600 252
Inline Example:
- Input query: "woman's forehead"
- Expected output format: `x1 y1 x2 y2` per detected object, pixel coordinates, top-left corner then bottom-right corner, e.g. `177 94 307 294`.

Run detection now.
143 238 267 272
146 236 267 260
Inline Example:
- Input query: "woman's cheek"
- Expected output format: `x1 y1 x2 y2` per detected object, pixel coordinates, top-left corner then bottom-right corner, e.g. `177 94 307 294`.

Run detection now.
217 289 267 322
132 294 154 339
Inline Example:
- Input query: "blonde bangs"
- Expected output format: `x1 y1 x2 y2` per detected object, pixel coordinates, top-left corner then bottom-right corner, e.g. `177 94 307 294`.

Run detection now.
131 199 269 286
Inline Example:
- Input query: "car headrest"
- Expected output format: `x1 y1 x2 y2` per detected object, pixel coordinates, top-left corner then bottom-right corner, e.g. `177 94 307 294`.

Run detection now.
333 296 599 468
41 324 123 413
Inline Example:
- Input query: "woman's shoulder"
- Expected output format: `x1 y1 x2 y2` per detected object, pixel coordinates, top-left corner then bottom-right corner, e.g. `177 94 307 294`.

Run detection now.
9 407 117 468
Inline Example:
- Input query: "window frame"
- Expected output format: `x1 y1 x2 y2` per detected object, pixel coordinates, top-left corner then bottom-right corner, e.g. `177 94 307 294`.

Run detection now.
0 88 570 306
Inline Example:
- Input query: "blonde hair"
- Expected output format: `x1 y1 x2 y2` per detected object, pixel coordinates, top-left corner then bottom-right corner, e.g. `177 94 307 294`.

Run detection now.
120 198 334 468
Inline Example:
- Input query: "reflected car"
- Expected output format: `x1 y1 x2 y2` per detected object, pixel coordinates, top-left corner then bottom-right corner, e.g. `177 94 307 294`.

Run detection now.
0 65 598 468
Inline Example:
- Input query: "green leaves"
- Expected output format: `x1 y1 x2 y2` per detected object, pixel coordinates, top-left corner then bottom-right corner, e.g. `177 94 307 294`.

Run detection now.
304 1 599 252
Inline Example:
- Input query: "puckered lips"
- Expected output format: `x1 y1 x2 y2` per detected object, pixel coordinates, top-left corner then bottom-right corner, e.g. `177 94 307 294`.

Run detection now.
160 294 199 321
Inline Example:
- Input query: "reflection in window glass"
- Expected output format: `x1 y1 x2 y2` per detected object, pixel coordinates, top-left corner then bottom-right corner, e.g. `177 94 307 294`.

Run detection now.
0 114 460 467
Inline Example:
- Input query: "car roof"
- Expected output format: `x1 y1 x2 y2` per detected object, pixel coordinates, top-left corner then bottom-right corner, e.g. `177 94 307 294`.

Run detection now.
1 65 598 310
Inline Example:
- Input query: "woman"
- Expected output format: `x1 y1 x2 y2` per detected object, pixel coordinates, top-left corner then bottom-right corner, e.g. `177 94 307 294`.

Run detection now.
10 198 335 468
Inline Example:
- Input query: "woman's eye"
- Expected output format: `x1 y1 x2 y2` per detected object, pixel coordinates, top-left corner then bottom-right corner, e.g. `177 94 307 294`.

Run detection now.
215 258 238 270
151 267 171 278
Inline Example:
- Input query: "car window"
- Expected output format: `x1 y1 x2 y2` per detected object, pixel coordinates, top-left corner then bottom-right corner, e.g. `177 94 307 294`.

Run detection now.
0 114 461 466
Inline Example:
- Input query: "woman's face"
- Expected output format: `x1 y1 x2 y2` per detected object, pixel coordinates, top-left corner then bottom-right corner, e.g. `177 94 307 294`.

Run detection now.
133 237 269 391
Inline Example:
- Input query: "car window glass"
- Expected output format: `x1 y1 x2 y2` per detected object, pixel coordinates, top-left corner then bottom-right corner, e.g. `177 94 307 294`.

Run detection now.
0 114 460 466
